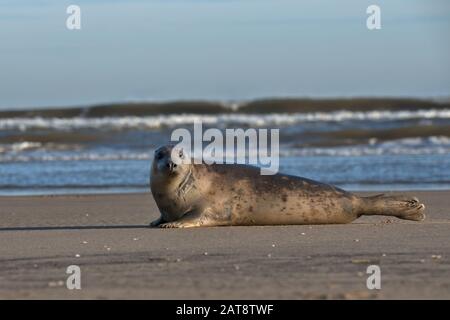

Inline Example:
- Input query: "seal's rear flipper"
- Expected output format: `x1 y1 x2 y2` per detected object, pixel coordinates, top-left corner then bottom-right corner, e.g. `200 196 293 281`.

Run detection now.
361 194 426 221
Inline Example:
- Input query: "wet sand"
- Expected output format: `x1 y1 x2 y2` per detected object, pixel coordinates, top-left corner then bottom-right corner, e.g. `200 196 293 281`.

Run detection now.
0 191 449 299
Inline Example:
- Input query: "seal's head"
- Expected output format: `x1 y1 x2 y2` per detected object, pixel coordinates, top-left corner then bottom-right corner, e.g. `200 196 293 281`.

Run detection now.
151 144 190 181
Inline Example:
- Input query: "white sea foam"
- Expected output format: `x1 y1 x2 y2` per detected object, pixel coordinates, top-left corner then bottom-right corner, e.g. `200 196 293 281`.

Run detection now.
282 136 450 157
0 151 152 162
0 141 42 153
0 136 449 162
0 109 449 131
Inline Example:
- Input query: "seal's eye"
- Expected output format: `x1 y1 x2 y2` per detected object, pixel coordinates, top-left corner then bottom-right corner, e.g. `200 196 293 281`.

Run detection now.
156 152 164 160
179 150 184 159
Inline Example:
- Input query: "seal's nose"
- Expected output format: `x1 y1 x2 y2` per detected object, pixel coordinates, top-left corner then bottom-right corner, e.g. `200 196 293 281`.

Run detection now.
167 161 177 171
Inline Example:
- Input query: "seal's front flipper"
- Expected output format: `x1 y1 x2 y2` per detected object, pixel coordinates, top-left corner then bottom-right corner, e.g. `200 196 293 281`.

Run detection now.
159 209 226 228
360 194 426 221
149 216 165 227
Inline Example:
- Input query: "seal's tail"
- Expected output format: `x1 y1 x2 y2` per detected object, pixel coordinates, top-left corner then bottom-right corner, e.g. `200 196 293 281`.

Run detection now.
359 194 426 221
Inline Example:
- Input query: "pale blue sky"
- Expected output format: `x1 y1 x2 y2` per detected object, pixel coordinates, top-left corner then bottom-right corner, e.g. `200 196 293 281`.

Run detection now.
0 0 449 109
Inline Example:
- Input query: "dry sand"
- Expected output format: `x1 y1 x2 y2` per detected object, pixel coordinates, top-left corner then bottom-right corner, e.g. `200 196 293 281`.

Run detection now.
0 191 449 299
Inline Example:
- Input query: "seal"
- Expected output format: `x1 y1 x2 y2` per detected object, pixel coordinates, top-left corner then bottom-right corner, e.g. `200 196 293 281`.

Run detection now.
149 144 425 228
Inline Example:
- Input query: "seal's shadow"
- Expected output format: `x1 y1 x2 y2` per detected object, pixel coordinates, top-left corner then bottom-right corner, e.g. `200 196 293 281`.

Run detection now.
0 225 149 232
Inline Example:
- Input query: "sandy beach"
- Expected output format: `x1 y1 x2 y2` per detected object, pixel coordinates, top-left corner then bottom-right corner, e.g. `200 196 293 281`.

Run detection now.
0 190 448 299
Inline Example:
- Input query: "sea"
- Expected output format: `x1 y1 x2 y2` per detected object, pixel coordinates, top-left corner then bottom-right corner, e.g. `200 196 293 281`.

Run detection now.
0 99 449 195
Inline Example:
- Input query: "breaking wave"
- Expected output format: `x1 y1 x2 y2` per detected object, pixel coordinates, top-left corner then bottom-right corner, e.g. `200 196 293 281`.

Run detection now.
1 136 449 163
1 109 449 131
282 136 450 157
